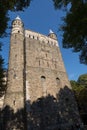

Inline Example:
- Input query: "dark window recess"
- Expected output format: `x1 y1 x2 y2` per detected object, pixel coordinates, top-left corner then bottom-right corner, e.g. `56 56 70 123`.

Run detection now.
18 30 20 33
13 100 15 105
56 77 60 84
41 76 46 82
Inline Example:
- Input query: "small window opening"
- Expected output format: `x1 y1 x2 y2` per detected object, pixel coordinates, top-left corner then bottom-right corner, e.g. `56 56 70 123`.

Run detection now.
56 77 60 84
39 60 40 66
18 30 20 33
41 76 46 82
33 36 34 39
13 100 15 105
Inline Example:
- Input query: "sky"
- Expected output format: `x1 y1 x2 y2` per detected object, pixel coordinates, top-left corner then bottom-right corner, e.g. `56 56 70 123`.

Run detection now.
1 0 87 81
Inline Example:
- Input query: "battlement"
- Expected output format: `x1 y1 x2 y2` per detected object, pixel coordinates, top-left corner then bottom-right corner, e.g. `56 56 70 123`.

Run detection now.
25 30 58 47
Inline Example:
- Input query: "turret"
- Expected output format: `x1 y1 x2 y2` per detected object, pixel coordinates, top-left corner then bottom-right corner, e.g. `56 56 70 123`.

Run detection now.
48 29 57 40
11 16 24 35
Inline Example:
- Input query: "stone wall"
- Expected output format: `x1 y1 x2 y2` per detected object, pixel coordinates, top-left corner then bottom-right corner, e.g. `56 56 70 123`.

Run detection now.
1 17 84 129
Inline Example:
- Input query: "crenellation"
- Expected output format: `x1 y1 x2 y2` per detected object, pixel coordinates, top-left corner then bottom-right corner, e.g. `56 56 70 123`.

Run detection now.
25 29 58 47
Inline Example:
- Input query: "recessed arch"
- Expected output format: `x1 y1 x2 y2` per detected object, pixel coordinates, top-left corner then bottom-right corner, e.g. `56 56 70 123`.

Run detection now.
56 77 60 85
41 76 46 82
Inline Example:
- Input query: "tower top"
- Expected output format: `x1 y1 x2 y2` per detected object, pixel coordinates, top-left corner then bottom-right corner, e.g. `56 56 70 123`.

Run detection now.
49 29 54 34
15 16 21 20
48 29 57 40
11 16 24 35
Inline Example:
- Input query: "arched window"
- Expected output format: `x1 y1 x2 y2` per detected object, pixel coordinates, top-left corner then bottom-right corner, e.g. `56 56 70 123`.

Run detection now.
41 76 46 96
56 77 60 85
41 76 46 82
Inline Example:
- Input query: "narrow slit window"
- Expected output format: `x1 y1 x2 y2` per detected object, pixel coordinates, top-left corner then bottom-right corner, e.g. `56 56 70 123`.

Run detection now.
39 60 40 66
13 100 15 105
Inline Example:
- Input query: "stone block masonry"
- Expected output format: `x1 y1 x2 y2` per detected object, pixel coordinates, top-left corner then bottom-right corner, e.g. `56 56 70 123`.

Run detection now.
1 16 84 130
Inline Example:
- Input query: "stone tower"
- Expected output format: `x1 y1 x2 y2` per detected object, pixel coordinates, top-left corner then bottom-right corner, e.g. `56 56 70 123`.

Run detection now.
3 17 83 130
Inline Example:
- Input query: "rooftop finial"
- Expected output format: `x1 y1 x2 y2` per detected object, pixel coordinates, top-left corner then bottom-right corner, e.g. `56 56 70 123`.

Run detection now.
15 15 21 20
49 29 54 34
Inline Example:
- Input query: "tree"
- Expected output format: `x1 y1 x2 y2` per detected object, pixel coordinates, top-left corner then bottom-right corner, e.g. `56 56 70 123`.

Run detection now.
0 0 31 37
70 74 87 125
78 74 87 87
0 47 6 97
53 0 87 64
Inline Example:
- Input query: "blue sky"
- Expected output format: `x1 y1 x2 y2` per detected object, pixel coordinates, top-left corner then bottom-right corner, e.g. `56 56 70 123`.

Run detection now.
1 0 87 81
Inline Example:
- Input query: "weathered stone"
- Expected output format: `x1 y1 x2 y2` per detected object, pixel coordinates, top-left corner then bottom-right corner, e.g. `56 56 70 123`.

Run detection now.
1 17 83 130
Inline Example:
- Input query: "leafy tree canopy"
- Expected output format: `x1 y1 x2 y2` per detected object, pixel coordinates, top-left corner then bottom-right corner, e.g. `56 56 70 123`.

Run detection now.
0 55 6 97
78 74 87 87
0 0 31 37
70 73 87 124
53 0 87 64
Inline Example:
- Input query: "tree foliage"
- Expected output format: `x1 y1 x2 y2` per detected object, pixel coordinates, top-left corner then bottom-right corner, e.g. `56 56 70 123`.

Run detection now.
0 0 31 37
70 73 87 125
0 55 6 97
53 0 87 64
78 74 87 87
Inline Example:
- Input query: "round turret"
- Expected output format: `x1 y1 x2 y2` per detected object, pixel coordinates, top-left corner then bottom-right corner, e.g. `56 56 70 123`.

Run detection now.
11 16 24 35
48 29 57 40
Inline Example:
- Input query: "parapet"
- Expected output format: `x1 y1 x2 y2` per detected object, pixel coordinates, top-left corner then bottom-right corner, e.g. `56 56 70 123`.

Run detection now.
25 30 59 47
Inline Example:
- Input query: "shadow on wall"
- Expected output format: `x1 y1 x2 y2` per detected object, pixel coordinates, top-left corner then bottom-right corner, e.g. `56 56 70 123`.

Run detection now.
0 86 84 130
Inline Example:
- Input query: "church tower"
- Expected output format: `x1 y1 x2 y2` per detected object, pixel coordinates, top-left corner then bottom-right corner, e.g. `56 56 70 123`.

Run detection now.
4 16 24 111
3 16 25 129
3 17 83 130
